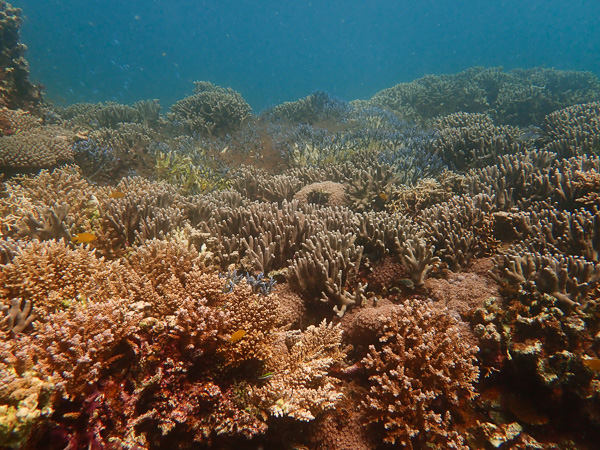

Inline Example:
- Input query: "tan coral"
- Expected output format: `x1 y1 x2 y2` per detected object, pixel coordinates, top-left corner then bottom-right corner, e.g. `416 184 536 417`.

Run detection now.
362 300 479 448
293 181 348 207
0 239 115 317
249 320 347 421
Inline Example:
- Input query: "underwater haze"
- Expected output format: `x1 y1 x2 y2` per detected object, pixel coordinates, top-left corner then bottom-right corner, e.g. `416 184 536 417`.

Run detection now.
13 0 600 111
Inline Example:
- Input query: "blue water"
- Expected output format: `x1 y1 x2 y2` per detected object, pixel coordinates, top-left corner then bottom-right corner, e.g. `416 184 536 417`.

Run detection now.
13 0 600 111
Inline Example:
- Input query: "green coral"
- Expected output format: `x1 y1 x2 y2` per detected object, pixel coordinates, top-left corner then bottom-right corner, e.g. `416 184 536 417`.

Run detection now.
155 149 230 195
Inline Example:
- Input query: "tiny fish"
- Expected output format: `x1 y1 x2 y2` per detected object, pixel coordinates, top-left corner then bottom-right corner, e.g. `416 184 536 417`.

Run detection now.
72 232 97 244
229 329 246 343
258 372 274 380
379 192 388 201
109 191 126 199
583 358 600 371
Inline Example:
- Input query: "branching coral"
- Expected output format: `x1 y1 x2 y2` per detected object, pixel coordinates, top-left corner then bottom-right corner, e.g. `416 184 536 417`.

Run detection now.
362 300 479 448
0 239 114 317
366 66 600 125
249 320 346 421
433 112 526 170
420 194 497 271
542 102 600 158
490 250 600 312
263 90 351 124
287 230 364 316
169 81 251 136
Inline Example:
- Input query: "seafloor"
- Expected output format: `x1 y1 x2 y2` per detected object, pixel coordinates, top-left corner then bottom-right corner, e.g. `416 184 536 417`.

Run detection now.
2 3 600 450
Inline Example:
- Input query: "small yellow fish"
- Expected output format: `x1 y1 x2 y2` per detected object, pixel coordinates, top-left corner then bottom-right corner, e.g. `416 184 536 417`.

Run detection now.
583 358 600 371
379 192 388 201
229 329 246 343
109 191 126 199
258 372 274 380
72 232 97 244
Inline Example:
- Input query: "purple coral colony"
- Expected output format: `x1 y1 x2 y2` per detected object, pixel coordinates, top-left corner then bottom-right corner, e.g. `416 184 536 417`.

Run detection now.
1 3 600 450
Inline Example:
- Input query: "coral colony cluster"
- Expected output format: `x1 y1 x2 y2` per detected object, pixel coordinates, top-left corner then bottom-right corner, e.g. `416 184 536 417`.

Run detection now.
2 2 600 449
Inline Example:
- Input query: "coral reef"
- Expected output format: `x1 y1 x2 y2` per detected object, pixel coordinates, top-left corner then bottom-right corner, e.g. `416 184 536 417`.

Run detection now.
2 59 600 447
263 91 351 124
0 2 41 110
365 66 600 125
541 102 600 157
288 230 364 317
433 112 526 170
0 126 75 170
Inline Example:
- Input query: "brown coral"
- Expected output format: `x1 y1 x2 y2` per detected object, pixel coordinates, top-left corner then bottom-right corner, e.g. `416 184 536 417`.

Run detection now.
293 181 348 207
249 320 347 421
362 299 479 448
0 126 74 170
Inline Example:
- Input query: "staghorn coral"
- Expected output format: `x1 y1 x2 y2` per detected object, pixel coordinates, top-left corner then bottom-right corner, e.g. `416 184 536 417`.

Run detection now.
466 149 555 210
263 90 351 124
0 298 34 333
126 237 204 295
366 66 600 125
234 169 303 204
215 280 284 368
497 202 600 261
169 81 251 136
0 297 143 396
2 202 72 241
0 166 99 240
433 112 526 170
97 176 187 253
490 250 600 312
208 199 314 273
420 193 498 271
248 320 346 421
541 102 600 158
492 68 600 126
345 161 398 212
287 230 364 317
0 237 23 264
395 236 439 287
362 299 479 448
